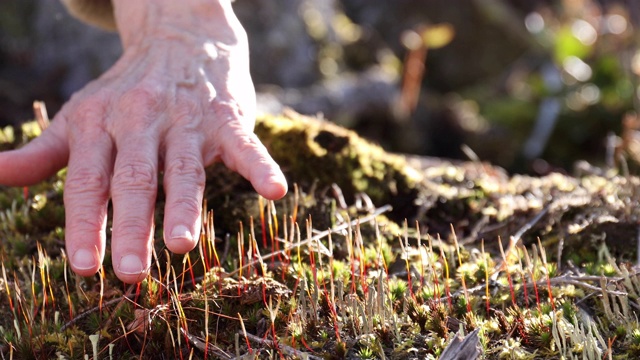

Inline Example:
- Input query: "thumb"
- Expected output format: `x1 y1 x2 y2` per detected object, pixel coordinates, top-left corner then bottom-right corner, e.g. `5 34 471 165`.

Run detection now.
0 117 69 186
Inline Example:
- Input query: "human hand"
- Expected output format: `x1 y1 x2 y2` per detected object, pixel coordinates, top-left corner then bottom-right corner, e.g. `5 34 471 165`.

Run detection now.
0 0 287 283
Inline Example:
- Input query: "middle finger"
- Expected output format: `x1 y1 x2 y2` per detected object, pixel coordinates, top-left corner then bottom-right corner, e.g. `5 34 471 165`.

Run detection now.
110 133 159 283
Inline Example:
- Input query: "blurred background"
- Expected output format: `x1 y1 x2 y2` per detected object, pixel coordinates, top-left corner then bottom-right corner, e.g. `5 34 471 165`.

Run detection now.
1 0 639 174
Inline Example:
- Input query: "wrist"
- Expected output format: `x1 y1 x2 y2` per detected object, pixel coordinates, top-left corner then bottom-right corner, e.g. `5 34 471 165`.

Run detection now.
112 0 243 49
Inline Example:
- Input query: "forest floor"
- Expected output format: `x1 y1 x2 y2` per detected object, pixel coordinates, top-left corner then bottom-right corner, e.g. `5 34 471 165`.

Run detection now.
1 110 640 359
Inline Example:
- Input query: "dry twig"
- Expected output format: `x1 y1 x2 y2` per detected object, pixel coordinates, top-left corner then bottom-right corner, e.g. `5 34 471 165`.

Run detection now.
239 331 323 360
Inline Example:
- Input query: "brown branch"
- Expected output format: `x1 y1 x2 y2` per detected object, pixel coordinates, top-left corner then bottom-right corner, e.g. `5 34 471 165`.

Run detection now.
61 284 136 331
32 101 50 132
181 328 232 359
239 332 323 360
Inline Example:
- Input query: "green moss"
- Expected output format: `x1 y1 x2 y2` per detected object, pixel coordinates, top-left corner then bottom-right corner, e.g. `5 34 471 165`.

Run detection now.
255 110 422 221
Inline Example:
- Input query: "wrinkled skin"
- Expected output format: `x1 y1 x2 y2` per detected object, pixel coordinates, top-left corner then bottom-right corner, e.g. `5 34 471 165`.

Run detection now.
0 0 287 283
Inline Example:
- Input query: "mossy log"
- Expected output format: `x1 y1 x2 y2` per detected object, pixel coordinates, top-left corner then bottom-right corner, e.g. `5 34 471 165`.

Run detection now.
207 110 640 262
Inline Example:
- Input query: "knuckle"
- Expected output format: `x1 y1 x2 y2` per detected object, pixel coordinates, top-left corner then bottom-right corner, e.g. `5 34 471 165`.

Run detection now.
112 160 157 193
119 87 163 111
114 87 166 132
70 97 108 130
211 99 240 115
64 167 110 196
210 100 254 130
232 133 263 159
115 216 152 239
168 196 202 218
164 154 205 187
66 214 104 233
172 99 202 126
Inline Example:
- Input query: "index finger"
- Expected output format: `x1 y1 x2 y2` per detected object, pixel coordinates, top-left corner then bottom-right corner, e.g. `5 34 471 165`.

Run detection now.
216 121 288 200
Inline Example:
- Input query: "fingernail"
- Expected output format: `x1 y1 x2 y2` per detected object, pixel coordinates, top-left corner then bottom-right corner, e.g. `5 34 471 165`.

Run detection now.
72 249 96 271
119 254 144 275
170 225 193 241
